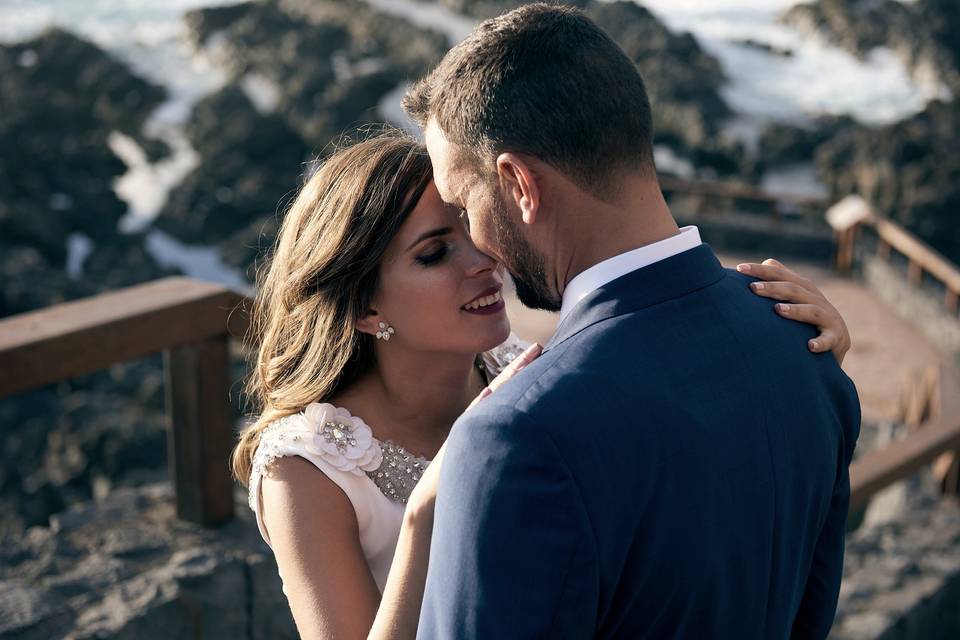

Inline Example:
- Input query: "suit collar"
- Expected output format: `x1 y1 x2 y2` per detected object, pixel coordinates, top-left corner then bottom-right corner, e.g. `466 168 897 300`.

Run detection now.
543 244 726 352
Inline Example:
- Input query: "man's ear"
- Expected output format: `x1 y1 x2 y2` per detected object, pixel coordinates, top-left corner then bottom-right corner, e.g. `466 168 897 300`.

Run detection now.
496 153 540 225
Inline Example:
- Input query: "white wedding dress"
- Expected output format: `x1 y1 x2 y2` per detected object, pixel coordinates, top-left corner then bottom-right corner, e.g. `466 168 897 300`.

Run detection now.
248 334 530 594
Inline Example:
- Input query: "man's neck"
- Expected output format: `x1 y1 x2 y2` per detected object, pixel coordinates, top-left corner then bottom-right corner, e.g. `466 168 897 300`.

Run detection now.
556 180 679 298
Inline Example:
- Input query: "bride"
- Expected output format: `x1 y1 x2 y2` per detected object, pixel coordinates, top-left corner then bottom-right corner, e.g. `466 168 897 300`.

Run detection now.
231 130 852 639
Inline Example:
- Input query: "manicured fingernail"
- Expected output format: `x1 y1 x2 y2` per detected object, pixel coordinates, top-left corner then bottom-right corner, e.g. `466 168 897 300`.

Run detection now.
751 282 764 290
777 303 789 312
809 339 819 350
737 264 751 273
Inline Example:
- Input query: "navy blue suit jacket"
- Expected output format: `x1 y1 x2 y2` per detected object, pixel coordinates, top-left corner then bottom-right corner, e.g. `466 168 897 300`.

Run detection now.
417 244 860 639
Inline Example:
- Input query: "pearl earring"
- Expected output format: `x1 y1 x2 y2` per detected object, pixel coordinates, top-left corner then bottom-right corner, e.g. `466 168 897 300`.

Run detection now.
376 321 395 341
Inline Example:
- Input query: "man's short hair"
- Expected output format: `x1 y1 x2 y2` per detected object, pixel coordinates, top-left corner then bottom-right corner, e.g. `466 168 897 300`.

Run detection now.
403 2 655 194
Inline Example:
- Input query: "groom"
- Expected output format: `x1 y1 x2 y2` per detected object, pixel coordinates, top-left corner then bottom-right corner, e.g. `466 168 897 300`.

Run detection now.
403 4 860 638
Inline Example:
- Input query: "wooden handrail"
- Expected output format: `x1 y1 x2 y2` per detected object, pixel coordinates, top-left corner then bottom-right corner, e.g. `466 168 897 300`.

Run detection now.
872 218 960 304
850 417 960 510
659 175 828 213
0 276 252 527
0 277 250 397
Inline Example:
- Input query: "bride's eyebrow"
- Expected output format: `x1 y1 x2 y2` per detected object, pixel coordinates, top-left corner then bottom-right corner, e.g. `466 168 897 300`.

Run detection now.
406 227 452 251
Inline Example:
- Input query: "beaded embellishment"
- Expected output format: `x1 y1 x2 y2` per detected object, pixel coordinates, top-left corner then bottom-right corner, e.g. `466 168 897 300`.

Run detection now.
366 441 430 505
249 333 529 509
480 333 531 380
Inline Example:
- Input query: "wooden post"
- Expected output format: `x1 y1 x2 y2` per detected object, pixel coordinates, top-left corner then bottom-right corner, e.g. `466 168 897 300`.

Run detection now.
908 260 923 285
947 289 959 315
878 238 891 260
164 335 235 527
834 228 856 275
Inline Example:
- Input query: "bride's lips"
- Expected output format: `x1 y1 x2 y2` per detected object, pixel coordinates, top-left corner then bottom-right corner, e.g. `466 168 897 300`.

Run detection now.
461 286 506 316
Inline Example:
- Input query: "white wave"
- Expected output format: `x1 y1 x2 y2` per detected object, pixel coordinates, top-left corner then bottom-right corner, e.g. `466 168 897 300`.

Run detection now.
145 229 253 295
65 232 95 280
634 0 950 126
109 130 200 233
378 81 421 137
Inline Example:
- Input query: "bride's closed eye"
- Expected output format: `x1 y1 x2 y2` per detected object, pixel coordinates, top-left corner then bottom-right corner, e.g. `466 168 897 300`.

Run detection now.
416 242 452 266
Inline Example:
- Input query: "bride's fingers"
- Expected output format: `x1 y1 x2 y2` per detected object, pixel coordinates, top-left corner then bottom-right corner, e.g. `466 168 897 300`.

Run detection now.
488 343 542 393
749 280 823 305
774 304 849 359
737 261 816 292
773 302 832 327
468 343 543 411
808 330 839 354
466 386 492 411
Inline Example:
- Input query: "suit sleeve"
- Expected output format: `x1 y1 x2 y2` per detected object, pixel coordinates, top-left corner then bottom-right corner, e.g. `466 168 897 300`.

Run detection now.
417 404 598 639
792 375 861 639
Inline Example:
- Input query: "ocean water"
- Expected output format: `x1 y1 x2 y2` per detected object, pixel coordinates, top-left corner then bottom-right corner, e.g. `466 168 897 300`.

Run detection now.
0 0 949 284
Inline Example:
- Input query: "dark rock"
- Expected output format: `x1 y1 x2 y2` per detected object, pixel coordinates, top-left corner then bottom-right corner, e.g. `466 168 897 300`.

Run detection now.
814 100 960 262
217 214 281 277
184 2 258 47
0 483 298 639
187 0 448 142
81 232 181 293
0 582 73 640
155 85 309 245
438 0 590 19
757 115 857 169
0 28 167 258
0 246 86 318
584 2 746 177
782 0 960 98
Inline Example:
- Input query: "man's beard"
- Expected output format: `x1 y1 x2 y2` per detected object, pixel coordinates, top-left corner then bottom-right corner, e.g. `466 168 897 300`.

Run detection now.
490 195 561 312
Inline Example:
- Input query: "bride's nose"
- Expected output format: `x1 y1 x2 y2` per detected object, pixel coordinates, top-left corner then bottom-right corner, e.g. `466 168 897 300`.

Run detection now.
464 247 499 276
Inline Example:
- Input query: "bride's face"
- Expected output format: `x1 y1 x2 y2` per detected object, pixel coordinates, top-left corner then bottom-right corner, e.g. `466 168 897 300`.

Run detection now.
368 180 511 355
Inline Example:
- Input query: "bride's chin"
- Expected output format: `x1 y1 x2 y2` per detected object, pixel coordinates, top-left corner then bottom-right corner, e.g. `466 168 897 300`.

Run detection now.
477 321 512 352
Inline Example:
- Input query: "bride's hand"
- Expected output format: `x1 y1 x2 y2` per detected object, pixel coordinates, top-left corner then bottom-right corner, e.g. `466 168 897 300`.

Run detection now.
737 258 852 366
407 342 543 521
467 342 543 410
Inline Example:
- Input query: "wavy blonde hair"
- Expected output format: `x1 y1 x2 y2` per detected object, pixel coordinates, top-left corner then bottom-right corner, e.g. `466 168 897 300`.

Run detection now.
232 131 433 486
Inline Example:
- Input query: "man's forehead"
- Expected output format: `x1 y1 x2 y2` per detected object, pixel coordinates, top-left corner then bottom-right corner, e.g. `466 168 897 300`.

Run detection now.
424 120 462 200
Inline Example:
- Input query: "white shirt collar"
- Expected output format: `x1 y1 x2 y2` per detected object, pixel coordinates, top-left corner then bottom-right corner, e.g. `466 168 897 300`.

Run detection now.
558 225 702 323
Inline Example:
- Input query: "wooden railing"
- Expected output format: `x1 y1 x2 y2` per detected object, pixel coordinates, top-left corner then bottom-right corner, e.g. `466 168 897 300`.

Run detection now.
0 277 250 527
659 175 827 223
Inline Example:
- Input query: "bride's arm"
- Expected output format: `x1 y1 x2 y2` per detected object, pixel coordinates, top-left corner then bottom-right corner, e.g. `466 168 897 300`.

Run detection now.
369 342 543 639
260 456 381 640
366 492 435 639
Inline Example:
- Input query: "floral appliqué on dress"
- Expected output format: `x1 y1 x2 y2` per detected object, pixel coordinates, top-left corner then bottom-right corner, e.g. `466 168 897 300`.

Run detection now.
248 402 383 510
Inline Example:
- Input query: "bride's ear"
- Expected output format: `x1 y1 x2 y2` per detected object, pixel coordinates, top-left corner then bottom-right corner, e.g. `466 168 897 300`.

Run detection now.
496 152 540 225
355 308 381 337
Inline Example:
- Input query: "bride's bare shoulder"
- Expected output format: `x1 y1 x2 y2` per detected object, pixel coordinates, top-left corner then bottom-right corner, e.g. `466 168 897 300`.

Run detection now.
260 455 359 535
